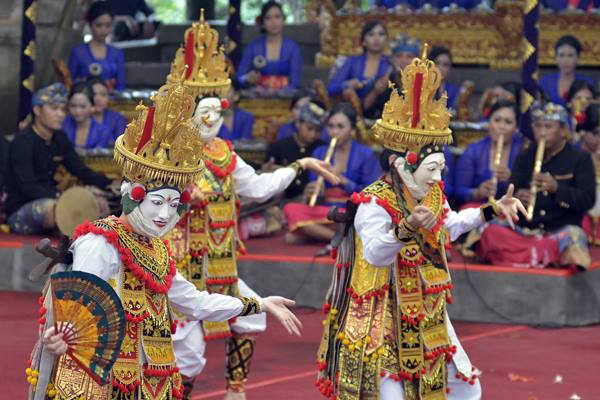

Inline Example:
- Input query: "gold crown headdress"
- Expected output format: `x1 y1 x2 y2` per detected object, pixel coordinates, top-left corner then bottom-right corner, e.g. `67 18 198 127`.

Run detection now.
167 9 231 98
373 44 453 153
114 80 204 191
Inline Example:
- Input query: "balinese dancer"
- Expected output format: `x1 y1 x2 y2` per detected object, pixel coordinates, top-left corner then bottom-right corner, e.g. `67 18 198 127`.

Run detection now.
27 78 302 400
164 14 339 400
316 47 525 400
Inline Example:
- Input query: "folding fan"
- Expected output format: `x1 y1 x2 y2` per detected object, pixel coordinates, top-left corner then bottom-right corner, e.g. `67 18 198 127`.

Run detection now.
51 270 126 385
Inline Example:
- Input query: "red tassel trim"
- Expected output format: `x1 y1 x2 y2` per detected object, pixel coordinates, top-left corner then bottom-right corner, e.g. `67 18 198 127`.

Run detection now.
204 331 233 340
125 310 150 324
346 284 389 304
205 141 237 179
209 220 236 229
143 365 179 377
206 277 238 285
74 221 177 294
423 283 453 295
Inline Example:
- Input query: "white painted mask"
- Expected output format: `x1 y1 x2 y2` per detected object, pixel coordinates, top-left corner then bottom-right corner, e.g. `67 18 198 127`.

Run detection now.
191 97 223 141
395 152 445 201
127 188 181 238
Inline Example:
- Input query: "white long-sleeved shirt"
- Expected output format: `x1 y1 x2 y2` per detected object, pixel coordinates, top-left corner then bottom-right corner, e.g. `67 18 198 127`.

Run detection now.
71 232 256 322
232 154 296 202
355 197 483 267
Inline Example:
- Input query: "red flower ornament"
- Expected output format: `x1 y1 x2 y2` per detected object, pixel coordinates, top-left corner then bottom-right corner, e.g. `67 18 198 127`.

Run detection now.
406 152 418 165
220 98 230 110
180 190 191 204
130 186 146 201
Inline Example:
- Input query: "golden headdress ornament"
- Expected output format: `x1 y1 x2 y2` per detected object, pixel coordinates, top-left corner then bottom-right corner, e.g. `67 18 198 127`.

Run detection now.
167 9 231 98
114 79 204 191
373 44 453 153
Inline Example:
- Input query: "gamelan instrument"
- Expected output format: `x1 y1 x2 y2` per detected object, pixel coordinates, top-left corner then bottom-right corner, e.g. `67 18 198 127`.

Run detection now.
309 137 338 207
55 186 117 238
526 139 545 221
489 133 504 202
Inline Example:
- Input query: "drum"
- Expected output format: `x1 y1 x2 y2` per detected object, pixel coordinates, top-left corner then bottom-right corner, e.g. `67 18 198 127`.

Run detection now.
55 187 112 237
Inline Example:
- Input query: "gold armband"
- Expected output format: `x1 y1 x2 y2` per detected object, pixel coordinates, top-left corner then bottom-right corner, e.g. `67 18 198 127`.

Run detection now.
237 296 261 316
480 198 500 223
288 161 304 177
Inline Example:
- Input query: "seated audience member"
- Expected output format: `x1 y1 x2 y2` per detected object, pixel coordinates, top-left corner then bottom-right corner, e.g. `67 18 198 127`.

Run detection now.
264 100 328 199
327 21 391 102
68 1 125 92
478 103 595 269
283 102 381 244
429 46 460 110
276 90 311 140
578 104 600 244
363 33 420 119
455 100 523 206
566 79 597 133
479 81 521 120
62 81 112 149
107 0 158 41
539 35 596 107
443 146 456 201
218 79 255 141
88 76 127 141
5 83 113 235
237 1 302 91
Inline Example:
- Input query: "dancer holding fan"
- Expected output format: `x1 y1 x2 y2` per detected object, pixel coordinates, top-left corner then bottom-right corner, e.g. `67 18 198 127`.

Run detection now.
27 77 302 400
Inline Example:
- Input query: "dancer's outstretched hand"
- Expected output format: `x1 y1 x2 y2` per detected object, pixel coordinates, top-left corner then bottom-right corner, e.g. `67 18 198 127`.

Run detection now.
298 158 341 186
497 184 528 229
262 296 303 336
42 326 68 355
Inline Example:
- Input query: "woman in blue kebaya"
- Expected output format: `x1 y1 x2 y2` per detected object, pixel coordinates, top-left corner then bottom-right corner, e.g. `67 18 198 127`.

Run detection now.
429 46 460 110
62 82 112 149
455 100 523 206
87 77 127 141
237 1 302 91
218 80 255 141
283 103 381 243
327 21 391 101
68 1 125 93
539 35 596 107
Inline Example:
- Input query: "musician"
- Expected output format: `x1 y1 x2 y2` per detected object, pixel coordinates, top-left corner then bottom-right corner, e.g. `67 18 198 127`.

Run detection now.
276 90 310 140
68 1 125 93
539 35 596 107
236 1 302 91
579 104 600 244
283 102 381 244
62 81 112 149
327 21 392 101
566 79 597 134
479 103 595 269
5 83 113 235
217 79 255 141
265 100 328 199
455 100 523 206
88 76 127 141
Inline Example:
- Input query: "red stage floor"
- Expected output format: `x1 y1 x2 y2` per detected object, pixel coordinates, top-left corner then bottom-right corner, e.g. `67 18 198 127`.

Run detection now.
2 291 598 400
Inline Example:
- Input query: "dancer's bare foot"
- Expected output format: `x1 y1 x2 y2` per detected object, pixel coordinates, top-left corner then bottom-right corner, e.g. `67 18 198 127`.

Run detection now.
223 390 246 400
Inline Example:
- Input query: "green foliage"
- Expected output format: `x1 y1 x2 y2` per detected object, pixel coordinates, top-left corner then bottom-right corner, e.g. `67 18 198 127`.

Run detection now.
147 0 187 23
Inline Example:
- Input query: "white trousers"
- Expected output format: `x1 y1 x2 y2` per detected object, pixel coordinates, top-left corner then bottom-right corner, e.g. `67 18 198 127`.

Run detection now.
172 279 267 378
380 362 482 400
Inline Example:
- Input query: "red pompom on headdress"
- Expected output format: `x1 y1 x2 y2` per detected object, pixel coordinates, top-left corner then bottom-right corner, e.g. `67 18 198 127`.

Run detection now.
180 190 191 204
406 152 418 165
130 186 146 201
220 98 230 110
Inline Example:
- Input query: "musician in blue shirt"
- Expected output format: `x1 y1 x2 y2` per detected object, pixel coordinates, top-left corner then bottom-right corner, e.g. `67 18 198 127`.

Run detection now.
455 100 523 205
327 21 392 100
68 2 125 92
237 1 302 90
87 77 127 142
539 35 596 107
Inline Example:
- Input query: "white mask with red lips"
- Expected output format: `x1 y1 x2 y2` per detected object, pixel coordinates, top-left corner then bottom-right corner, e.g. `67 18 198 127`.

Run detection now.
394 152 446 201
192 97 224 141
124 186 182 238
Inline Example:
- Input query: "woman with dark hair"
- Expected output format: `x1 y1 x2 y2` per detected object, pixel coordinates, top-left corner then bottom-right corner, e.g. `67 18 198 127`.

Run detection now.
283 102 381 243
327 21 392 101
236 1 302 90
579 103 600 244
455 100 523 205
68 1 125 92
87 76 127 141
429 46 460 109
62 81 112 149
539 35 596 106
566 79 597 129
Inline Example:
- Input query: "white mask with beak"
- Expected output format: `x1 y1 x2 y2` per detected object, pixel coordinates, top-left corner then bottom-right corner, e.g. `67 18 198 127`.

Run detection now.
192 97 223 141
394 152 446 201
123 185 182 238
